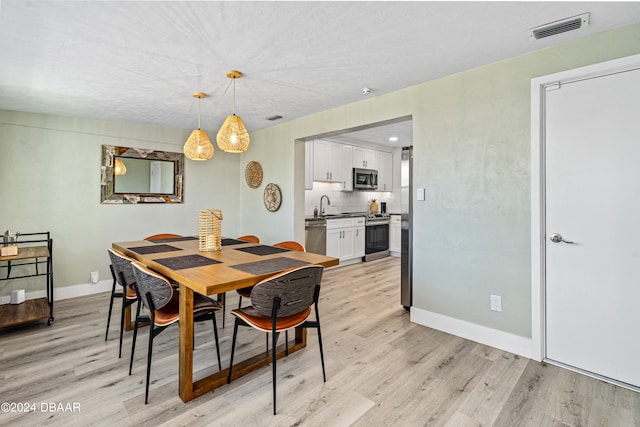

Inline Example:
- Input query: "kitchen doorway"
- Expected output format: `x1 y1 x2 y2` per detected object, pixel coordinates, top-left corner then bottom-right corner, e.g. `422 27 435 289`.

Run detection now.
301 116 413 307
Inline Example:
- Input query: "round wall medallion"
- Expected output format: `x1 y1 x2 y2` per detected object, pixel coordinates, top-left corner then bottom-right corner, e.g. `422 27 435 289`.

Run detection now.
263 183 282 212
245 161 263 189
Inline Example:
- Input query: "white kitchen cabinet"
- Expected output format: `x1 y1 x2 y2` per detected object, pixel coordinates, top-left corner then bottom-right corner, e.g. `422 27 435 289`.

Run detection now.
326 217 364 263
305 140 313 190
353 146 377 169
390 214 401 257
313 139 342 182
341 144 353 191
354 217 365 258
376 151 393 191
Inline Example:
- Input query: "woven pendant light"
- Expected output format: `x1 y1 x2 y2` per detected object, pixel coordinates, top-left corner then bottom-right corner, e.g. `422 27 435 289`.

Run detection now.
217 70 250 153
184 92 214 161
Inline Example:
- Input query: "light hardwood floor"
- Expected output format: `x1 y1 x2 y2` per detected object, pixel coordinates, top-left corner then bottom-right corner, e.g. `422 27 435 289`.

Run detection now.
1 257 638 426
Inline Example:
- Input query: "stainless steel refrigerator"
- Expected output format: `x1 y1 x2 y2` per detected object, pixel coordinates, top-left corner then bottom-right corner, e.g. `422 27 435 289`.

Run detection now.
401 146 413 308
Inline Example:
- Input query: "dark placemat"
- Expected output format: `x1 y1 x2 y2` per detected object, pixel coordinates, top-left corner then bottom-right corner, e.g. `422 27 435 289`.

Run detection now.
222 238 248 246
154 254 222 270
230 257 309 275
150 236 198 243
234 245 290 256
128 244 182 255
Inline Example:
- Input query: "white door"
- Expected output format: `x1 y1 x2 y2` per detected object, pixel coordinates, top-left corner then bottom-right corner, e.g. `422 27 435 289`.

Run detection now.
545 66 640 388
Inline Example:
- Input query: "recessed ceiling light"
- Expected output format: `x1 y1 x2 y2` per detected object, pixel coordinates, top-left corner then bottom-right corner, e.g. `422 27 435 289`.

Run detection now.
362 87 372 95
389 136 399 142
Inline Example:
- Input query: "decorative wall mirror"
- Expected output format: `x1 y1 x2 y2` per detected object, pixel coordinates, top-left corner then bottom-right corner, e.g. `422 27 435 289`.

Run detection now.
101 145 184 204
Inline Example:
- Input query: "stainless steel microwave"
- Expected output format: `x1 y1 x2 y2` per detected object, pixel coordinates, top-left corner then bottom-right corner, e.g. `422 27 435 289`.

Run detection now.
353 168 378 190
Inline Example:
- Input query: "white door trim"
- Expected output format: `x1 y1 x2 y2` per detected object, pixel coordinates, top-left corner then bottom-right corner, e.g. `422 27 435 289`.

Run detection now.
530 53 640 362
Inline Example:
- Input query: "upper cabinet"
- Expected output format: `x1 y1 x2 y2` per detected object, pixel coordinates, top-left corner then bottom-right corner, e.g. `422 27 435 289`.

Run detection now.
341 145 353 191
376 151 393 191
307 140 392 192
352 147 377 169
313 139 342 183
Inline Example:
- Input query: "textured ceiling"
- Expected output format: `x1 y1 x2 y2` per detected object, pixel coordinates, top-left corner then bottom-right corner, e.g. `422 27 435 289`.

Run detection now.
1 1 639 146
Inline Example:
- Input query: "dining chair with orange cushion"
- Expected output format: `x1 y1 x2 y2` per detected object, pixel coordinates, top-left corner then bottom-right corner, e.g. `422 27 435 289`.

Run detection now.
237 235 260 243
129 260 223 404
106 248 140 358
144 233 182 241
236 240 305 309
273 240 305 251
227 265 326 415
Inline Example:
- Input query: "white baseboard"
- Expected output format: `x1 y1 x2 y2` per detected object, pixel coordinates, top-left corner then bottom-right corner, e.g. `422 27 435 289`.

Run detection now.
0 279 112 305
410 307 538 360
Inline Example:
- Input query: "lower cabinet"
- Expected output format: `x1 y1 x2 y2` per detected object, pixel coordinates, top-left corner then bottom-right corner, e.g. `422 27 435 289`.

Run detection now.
326 217 365 263
354 224 365 258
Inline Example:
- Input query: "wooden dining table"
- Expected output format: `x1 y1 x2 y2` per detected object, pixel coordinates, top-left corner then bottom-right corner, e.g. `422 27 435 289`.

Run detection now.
112 236 339 402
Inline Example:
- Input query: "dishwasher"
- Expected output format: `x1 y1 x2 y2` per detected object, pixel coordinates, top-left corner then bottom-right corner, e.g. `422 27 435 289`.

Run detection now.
304 219 327 255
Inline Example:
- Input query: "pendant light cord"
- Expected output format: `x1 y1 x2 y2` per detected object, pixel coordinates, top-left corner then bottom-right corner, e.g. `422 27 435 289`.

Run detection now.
197 97 202 129
232 77 236 116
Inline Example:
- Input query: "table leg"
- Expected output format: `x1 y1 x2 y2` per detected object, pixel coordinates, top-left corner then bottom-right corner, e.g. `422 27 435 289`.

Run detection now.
178 284 195 402
124 305 133 331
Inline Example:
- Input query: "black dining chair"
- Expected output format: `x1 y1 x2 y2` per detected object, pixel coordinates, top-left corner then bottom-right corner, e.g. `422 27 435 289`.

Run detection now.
227 264 326 415
106 248 140 358
129 260 223 404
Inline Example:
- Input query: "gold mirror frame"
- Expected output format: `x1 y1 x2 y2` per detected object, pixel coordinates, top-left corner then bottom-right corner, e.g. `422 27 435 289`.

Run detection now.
100 144 184 204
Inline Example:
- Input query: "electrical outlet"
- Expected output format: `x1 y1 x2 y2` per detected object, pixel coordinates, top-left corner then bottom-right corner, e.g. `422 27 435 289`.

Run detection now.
91 271 99 284
490 294 502 312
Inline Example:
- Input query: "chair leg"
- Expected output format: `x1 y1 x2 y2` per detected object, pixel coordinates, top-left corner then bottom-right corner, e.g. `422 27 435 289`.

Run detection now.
105 271 117 341
227 319 240 384
271 331 280 415
285 330 289 356
316 323 326 383
118 292 128 358
211 312 222 371
129 300 144 375
129 316 139 375
145 321 154 404
237 295 242 309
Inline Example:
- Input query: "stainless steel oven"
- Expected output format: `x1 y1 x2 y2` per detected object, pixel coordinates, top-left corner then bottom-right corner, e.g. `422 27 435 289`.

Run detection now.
364 214 390 261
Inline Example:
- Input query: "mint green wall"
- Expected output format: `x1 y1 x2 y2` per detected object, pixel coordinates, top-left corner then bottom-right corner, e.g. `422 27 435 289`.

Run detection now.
0 111 241 294
242 23 640 338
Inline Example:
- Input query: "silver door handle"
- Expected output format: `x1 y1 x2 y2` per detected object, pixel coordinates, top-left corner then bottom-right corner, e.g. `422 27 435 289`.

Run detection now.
550 233 575 244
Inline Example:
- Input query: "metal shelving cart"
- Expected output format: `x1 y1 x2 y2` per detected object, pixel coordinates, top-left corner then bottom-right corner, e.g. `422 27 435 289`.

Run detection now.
0 231 54 328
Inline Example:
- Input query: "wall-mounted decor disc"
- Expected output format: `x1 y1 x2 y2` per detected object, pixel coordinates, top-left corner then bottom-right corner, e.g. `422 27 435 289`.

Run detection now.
263 183 282 212
245 161 263 189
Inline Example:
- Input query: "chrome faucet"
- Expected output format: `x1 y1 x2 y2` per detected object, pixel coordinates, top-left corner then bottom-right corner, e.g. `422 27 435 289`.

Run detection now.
320 195 331 216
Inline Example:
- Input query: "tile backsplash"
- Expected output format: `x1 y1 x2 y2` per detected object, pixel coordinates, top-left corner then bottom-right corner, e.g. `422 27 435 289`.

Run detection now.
305 182 400 216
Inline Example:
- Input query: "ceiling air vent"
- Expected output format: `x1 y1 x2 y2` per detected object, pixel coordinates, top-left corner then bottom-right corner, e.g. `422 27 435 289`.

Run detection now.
530 13 589 40
266 115 283 121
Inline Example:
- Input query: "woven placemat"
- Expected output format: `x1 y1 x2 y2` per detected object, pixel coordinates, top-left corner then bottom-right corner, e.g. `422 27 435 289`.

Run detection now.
230 257 309 275
234 245 290 256
129 244 182 255
222 238 248 246
150 236 198 243
154 254 221 270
